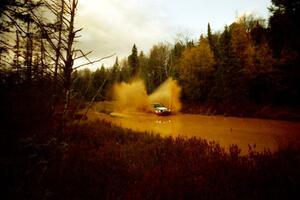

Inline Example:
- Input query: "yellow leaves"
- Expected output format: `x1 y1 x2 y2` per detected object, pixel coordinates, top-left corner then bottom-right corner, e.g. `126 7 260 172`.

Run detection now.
179 38 216 99
229 22 275 74
179 38 215 81
230 23 249 54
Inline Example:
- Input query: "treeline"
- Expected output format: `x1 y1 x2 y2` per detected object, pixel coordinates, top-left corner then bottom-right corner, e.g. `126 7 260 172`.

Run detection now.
73 0 300 115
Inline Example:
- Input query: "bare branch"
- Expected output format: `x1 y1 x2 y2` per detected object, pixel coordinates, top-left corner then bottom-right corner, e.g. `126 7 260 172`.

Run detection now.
73 53 116 70
30 9 66 63
2 11 27 34
73 50 92 61
74 28 82 34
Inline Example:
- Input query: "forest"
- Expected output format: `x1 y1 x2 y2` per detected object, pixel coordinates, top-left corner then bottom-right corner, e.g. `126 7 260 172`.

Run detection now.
1 0 300 118
1 0 300 199
72 3 300 118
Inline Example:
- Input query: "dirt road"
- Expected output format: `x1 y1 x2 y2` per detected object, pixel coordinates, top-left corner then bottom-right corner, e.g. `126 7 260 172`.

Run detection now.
86 103 300 153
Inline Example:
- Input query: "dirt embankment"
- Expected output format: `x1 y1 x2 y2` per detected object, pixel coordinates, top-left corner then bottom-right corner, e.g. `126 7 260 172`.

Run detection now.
181 101 300 121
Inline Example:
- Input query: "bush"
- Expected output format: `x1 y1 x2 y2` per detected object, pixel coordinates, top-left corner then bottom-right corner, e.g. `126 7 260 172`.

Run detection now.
2 120 300 200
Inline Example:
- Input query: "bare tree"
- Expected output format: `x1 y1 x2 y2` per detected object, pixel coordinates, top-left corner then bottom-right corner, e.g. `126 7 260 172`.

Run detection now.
30 0 114 119
1 0 114 121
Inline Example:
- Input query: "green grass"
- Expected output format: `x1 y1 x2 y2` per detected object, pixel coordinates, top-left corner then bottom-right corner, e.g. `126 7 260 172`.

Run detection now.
1 119 300 200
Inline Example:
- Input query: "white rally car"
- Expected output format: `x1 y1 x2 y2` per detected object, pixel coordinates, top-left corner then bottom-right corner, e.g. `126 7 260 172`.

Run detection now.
152 103 171 116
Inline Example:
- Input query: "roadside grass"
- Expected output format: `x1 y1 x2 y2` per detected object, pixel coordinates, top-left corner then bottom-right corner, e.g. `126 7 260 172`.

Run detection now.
2 119 300 200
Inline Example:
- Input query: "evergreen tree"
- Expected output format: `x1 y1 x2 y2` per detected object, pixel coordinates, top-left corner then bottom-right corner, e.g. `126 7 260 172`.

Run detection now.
119 59 130 82
268 0 300 60
221 26 247 113
138 51 148 79
169 42 185 79
128 44 139 77
268 0 300 105
93 65 108 100
207 23 216 59
111 56 120 82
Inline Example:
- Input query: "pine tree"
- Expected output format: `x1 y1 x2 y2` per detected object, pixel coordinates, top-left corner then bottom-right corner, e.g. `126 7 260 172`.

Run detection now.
111 56 120 82
207 23 214 53
138 51 148 79
207 23 220 61
221 26 246 113
128 44 139 77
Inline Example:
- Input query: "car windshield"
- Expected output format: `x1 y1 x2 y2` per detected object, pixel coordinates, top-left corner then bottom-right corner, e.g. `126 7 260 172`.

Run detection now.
153 103 164 108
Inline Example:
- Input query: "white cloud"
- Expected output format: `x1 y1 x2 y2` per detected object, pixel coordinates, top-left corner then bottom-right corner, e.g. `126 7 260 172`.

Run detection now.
73 0 270 70
75 0 172 69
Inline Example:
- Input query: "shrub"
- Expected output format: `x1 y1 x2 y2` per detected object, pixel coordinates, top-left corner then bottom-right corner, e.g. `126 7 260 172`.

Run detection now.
2 120 300 200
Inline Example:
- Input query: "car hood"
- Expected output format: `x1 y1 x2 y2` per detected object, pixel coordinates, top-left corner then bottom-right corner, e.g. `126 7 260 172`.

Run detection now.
156 107 169 111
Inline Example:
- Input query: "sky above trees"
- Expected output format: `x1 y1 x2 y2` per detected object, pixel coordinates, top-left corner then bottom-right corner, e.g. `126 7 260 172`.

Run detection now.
76 0 271 68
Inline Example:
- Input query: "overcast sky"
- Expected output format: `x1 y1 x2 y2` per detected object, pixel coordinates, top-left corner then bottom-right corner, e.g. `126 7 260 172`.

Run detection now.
74 0 271 70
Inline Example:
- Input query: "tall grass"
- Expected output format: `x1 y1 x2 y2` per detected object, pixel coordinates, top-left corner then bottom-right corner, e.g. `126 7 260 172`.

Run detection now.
2 119 300 200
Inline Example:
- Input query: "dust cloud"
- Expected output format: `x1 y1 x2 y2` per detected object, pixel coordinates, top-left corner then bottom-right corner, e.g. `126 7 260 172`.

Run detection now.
112 78 181 113
112 79 151 112
149 78 181 112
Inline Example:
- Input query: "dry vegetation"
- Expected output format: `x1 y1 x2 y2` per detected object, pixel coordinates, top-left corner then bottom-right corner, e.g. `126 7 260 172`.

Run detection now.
2 118 300 200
